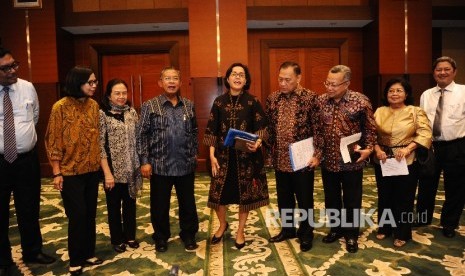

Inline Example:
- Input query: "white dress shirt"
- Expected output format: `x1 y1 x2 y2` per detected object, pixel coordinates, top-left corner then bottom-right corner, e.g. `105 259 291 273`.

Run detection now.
420 81 465 141
0 78 39 154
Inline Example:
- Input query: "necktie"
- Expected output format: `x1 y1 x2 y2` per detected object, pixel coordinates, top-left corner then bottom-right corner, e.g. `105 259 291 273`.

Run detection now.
432 89 444 138
3 86 17 163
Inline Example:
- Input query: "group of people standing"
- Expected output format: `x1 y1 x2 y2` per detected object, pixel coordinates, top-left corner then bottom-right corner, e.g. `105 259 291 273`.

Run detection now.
1 43 464 276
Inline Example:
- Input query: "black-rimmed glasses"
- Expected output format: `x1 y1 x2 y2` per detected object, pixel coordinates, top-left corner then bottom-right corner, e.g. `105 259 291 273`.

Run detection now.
0 62 20 73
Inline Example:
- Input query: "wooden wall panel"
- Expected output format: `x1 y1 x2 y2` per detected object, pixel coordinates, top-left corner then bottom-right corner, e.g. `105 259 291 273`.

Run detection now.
219 0 248 74
407 1 432 73
155 0 183 9
127 0 154 10
72 0 99 12
29 0 58 83
188 0 218 77
379 0 405 74
100 0 126 11
192 78 222 172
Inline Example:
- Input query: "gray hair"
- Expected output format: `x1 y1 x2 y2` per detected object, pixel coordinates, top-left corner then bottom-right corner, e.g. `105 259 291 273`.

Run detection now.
329 65 352 81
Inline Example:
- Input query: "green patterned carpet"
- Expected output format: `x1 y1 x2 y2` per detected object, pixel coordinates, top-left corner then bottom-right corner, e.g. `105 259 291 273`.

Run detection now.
7 167 465 275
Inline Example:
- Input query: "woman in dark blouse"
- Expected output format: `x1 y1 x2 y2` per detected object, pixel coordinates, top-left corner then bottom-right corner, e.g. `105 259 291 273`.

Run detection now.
204 63 269 249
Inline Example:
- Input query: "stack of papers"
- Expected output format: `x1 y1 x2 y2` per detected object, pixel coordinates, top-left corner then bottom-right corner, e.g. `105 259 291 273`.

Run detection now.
289 137 314 171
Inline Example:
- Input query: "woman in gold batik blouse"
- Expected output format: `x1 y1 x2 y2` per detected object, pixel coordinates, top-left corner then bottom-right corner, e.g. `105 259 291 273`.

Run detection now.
373 78 432 248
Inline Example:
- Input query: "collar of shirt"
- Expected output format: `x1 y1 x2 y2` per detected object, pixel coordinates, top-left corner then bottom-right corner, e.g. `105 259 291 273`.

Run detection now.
436 81 456 94
159 94 184 107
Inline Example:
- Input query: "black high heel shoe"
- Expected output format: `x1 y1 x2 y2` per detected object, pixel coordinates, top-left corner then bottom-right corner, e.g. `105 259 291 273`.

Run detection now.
234 240 246 249
211 222 229 244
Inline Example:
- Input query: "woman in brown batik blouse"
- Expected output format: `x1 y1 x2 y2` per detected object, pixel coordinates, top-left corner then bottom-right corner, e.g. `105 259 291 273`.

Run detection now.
203 63 269 249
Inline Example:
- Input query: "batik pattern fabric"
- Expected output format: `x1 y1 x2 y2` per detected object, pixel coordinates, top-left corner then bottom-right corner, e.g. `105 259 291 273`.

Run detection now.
45 96 100 175
99 108 143 198
265 86 322 172
317 90 377 172
204 91 269 212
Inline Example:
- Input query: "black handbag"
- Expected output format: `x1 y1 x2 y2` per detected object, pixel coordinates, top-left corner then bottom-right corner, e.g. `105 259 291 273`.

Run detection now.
416 145 436 178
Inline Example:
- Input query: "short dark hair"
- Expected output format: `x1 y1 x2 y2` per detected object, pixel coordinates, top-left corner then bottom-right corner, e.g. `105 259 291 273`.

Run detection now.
224 62 251 91
0 47 12 59
433 56 457 71
279 61 301 76
64 66 94 98
381 78 414 106
101 78 131 111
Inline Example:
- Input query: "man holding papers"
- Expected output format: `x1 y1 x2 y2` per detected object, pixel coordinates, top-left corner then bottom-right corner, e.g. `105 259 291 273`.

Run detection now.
317 65 377 253
265 61 322 252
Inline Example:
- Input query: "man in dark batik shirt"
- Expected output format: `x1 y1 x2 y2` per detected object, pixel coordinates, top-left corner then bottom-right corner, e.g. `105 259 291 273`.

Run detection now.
137 66 199 253
265 61 322 252
317 65 377 253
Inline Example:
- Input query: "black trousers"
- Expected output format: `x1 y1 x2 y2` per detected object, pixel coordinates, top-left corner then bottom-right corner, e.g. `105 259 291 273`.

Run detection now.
0 149 43 266
321 168 363 240
374 162 418 241
150 173 199 242
275 170 315 242
105 183 136 245
61 172 99 267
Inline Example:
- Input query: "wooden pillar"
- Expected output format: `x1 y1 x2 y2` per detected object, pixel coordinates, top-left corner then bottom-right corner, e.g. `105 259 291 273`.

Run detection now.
188 0 248 171
364 0 432 106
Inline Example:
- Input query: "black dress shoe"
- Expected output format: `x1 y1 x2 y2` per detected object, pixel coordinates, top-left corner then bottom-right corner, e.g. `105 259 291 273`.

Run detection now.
69 266 83 275
184 238 199 251
300 240 313 252
126 240 140 249
0 267 9 276
211 222 229 244
23 252 56 264
442 227 456 238
268 231 296 243
113 243 127 253
322 232 343 244
85 257 103 266
155 239 168 252
346 239 358 253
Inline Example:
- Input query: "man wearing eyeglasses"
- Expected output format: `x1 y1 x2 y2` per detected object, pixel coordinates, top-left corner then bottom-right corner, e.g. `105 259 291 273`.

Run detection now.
265 61 322 252
137 66 199 253
317 65 377 253
0 47 55 275
417 56 465 238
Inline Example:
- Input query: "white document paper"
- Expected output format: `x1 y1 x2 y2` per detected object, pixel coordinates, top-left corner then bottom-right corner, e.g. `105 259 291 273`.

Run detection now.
289 137 314 171
340 132 362 163
380 158 409 176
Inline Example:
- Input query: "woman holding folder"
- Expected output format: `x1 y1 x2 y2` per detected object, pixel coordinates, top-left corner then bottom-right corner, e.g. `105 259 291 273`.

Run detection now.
203 63 269 249
373 78 432 247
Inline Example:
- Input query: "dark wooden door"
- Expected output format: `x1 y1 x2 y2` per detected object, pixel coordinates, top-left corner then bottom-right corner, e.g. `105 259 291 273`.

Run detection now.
101 53 170 110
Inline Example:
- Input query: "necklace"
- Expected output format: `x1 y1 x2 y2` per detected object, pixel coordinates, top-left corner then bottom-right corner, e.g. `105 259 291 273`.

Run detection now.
228 91 242 128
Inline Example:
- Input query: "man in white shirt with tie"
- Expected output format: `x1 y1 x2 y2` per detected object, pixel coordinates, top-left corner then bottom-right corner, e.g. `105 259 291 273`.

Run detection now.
417 56 465 238
0 47 55 275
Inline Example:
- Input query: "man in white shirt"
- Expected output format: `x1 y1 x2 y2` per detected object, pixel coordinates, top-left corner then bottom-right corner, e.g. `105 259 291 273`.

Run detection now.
0 47 55 275
417 56 465 238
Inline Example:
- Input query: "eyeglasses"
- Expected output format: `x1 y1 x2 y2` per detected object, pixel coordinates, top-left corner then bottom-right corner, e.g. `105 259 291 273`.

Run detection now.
162 76 180 82
0 62 20 73
231 72 245 79
387 89 405 94
87 80 99 86
323 80 348 88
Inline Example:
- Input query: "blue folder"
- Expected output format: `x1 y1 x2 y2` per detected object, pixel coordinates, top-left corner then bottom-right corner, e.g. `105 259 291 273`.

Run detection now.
224 128 258 147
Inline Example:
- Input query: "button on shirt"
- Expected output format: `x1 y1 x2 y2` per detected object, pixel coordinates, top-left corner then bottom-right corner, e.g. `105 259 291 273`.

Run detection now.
0 79 39 154
137 94 198 176
420 81 465 141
